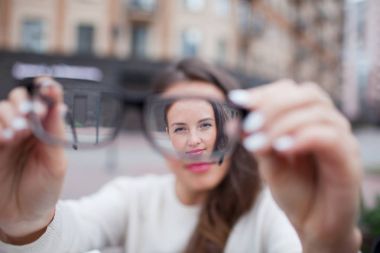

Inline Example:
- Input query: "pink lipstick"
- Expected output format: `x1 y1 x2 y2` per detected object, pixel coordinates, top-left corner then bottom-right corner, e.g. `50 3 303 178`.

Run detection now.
185 162 214 173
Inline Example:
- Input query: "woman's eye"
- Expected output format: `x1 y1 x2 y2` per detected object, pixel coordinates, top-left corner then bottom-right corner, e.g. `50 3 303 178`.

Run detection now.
174 127 186 133
199 123 212 129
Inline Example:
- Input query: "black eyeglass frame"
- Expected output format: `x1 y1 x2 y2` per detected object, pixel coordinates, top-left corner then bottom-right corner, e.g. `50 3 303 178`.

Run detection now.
19 77 248 156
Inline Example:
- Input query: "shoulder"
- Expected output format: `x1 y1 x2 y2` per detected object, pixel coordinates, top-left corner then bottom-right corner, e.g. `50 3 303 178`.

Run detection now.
255 187 280 211
61 174 174 212
240 187 299 238
250 187 302 249
102 173 174 197
226 188 301 252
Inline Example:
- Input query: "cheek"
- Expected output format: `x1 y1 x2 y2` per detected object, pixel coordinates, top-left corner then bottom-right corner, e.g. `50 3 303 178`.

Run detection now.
171 135 186 150
204 129 217 147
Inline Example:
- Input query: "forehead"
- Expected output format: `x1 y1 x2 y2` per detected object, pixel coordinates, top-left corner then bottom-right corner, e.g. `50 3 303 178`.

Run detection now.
167 99 215 121
162 81 225 100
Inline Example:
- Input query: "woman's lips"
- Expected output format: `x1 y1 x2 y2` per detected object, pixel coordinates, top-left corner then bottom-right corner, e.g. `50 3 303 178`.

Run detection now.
186 148 206 155
185 162 214 173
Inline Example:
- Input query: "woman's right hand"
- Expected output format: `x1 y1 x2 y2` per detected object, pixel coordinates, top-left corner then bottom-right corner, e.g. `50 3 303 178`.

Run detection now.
0 77 67 244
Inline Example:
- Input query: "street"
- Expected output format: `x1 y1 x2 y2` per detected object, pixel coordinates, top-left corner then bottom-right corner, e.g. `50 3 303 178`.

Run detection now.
62 126 380 208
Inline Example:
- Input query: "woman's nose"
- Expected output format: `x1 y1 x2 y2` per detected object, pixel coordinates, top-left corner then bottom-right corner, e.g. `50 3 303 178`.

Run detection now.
187 130 202 147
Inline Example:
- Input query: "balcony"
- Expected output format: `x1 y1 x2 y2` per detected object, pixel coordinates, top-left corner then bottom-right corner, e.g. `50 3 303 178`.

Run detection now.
314 7 328 26
126 0 157 22
238 2 265 45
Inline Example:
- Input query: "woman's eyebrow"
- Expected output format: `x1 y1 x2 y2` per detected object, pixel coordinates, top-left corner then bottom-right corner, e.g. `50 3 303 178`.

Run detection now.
170 118 214 127
198 118 214 123
170 122 186 128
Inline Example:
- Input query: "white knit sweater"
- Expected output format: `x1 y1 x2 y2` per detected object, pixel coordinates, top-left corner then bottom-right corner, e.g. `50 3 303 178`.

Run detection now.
0 174 302 253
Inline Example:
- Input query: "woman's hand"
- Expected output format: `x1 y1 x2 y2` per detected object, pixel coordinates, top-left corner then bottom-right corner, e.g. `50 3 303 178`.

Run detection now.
229 80 362 253
0 77 67 244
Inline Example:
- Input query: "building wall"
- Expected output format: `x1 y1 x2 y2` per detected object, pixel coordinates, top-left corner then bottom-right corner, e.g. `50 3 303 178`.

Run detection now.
342 0 380 123
1 0 122 57
168 0 239 67
366 0 380 122
0 0 345 92
10 0 57 52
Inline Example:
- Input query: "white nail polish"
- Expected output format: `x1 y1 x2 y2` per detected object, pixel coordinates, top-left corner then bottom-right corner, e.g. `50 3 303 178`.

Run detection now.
243 112 265 132
40 79 54 87
273 135 294 151
228 90 250 107
2 128 14 140
31 100 45 115
19 101 33 114
12 117 28 131
243 133 268 152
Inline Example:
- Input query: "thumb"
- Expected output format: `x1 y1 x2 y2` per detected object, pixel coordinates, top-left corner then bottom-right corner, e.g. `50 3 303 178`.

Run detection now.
34 77 66 140
254 150 289 186
32 78 67 177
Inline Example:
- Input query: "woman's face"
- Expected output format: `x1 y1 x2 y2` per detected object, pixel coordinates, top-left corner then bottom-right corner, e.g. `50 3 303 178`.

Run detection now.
162 81 230 197
166 99 217 160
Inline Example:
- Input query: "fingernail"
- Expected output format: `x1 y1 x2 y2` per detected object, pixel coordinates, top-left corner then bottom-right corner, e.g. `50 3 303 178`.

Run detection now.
2 128 14 140
243 132 268 152
31 100 45 115
12 117 28 131
273 135 295 152
243 112 265 132
19 100 33 114
40 79 55 87
228 90 250 107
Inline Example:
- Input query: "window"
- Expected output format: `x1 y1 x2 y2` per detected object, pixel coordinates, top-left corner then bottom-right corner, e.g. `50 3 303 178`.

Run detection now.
215 0 230 16
216 39 227 64
181 28 202 57
184 0 204 12
77 24 94 55
130 0 156 11
21 19 46 53
131 23 148 58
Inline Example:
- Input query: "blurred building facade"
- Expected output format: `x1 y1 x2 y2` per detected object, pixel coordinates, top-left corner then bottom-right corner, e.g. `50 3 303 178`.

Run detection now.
240 0 344 100
342 0 380 124
365 0 380 123
0 0 344 97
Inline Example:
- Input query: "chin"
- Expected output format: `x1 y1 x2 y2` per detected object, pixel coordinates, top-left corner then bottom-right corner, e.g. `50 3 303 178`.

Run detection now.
169 159 230 193
186 166 227 192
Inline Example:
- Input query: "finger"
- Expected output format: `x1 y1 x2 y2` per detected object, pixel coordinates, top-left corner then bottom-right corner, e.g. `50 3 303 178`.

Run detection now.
28 77 66 139
8 87 31 114
0 101 33 144
242 106 352 156
228 79 297 108
241 84 335 134
0 102 16 143
267 105 351 148
277 125 361 181
8 87 47 118
34 77 64 104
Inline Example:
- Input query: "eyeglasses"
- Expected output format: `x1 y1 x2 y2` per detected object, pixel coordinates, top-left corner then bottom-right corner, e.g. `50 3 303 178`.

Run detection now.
20 77 247 162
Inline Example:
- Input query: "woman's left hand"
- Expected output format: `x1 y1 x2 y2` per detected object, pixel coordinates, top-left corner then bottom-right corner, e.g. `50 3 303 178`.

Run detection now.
229 80 362 253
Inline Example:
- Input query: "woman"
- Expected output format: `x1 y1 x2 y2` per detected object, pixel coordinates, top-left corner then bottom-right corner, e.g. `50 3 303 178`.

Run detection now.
0 58 361 252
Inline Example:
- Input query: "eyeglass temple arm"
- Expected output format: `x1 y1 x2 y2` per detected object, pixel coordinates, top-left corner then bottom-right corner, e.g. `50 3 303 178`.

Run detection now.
19 78 79 150
65 111 78 150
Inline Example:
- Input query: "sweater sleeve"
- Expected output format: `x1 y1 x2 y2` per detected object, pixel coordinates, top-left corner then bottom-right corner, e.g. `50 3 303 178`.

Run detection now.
0 177 133 253
262 189 302 253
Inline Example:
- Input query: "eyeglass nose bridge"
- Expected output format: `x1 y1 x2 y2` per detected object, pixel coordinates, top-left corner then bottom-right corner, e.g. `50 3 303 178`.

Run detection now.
23 82 246 156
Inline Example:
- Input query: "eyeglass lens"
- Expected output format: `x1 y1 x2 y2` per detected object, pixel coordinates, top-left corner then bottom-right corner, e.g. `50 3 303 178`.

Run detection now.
29 86 242 161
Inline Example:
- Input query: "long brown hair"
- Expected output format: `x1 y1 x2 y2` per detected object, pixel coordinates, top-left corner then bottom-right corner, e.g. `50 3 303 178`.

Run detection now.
152 58 261 253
